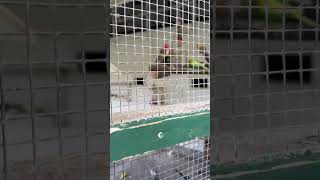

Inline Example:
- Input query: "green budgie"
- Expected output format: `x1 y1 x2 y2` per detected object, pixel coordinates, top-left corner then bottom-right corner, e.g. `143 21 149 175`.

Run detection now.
188 58 208 70
247 0 320 28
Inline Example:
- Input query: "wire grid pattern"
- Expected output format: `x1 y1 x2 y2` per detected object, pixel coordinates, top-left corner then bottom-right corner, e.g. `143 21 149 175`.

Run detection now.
110 0 210 124
0 1 107 179
110 137 210 180
212 0 320 166
110 0 210 179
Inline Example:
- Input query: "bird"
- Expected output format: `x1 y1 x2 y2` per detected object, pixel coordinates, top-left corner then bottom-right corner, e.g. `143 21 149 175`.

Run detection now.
163 42 170 50
119 171 129 179
149 63 171 79
157 43 173 64
248 0 320 28
197 43 210 63
188 58 208 70
197 43 206 51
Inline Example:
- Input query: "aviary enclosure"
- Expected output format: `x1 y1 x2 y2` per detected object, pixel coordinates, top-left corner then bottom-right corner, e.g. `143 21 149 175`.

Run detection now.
110 0 210 179
1 0 320 179
0 0 210 179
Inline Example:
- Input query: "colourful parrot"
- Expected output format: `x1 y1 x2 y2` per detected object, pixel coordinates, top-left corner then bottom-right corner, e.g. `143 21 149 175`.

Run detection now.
188 58 208 70
247 0 320 28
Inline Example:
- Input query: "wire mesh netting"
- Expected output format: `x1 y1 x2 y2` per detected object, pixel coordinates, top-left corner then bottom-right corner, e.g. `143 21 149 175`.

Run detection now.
1 1 108 179
110 0 210 124
110 0 210 179
111 137 210 180
212 0 320 177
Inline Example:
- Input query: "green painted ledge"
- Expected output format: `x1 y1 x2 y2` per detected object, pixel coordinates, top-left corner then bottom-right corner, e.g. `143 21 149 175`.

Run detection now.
229 162 320 180
110 110 210 161
213 151 320 180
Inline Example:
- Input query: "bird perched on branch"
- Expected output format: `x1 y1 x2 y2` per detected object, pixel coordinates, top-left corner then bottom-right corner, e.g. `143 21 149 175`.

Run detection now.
248 0 320 28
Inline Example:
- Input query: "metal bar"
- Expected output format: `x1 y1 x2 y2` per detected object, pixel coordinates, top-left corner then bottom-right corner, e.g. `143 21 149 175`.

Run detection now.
0 26 8 180
25 0 37 179
105 0 111 177
79 4 89 178
0 1 105 7
52 0 65 179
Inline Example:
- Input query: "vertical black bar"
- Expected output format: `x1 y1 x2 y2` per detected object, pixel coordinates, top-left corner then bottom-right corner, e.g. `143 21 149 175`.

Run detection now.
298 2 303 90
282 0 288 127
230 2 237 163
53 1 65 179
248 0 254 137
106 1 111 179
0 51 8 180
210 0 215 177
317 0 319 44
78 4 89 179
264 0 272 154
25 0 38 180
25 0 37 179
316 0 320 137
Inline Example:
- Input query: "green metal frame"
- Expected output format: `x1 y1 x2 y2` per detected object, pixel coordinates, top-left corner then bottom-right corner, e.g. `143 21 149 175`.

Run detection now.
110 110 210 161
